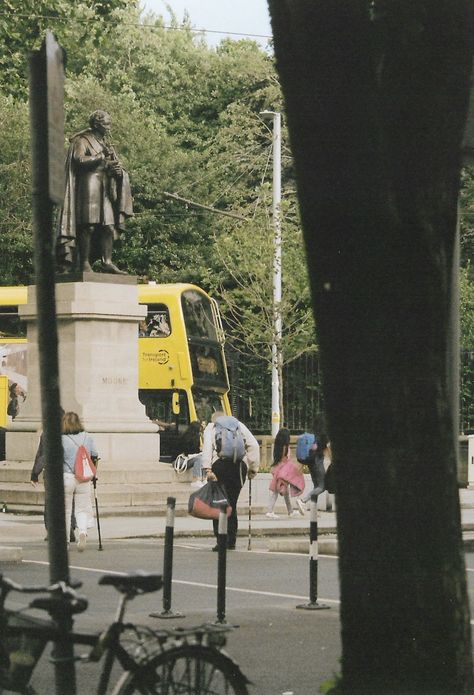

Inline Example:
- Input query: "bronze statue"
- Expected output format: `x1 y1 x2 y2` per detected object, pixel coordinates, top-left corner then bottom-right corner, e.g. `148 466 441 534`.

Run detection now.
57 110 133 274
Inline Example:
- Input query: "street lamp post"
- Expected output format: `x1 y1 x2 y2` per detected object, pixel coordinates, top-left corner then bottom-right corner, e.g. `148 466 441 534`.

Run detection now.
260 110 282 437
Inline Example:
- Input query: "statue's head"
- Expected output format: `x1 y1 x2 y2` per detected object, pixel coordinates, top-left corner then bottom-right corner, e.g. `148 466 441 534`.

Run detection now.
89 109 112 135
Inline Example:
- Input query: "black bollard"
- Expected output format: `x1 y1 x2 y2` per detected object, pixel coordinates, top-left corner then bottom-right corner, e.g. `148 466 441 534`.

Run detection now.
150 496 184 619
296 494 330 611
216 504 228 624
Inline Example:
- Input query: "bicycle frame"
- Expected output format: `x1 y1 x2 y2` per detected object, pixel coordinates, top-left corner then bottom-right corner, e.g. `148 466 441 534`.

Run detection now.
0 572 249 695
0 574 163 695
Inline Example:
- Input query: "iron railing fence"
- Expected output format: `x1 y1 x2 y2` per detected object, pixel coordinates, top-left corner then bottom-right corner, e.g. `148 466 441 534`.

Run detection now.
226 347 323 435
227 347 474 436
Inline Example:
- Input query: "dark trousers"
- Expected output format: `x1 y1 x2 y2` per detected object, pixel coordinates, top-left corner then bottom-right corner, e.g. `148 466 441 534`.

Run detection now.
211 459 247 546
307 462 318 489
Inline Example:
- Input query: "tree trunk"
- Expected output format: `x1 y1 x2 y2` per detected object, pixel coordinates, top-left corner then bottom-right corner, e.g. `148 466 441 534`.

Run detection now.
268 1 474 693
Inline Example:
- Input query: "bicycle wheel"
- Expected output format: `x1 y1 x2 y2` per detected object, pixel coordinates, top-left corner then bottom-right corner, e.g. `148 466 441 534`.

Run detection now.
114 644 249 695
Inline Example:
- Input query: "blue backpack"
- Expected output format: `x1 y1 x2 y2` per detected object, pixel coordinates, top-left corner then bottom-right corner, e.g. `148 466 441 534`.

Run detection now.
296 432 316 463
214 416 246 463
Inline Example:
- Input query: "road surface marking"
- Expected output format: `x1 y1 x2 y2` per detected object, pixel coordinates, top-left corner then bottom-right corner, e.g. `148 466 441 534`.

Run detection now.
23 559 340 604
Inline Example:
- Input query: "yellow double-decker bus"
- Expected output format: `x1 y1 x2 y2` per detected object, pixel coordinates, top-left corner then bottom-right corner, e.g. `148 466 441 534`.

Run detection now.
0 283 231 459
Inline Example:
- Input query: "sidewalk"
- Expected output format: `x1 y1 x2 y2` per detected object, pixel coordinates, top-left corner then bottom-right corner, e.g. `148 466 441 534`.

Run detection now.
3 504 474 561
0 508 336 542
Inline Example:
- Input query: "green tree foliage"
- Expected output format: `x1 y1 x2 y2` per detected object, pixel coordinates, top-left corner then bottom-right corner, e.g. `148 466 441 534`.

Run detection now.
0 95 32 283
0 0 134 99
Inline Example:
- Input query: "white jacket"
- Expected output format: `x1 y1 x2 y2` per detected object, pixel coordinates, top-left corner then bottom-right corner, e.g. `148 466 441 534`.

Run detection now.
201 420 260 475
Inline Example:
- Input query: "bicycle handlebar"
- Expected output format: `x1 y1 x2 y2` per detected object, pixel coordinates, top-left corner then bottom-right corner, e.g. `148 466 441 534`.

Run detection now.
0 575 88 617
0 574 82 595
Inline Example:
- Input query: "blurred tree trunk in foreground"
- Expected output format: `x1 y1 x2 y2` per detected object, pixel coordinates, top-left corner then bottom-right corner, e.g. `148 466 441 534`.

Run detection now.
268 1 474 693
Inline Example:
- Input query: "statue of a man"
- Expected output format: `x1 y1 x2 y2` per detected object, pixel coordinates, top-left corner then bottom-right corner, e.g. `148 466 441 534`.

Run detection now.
57 110 133 274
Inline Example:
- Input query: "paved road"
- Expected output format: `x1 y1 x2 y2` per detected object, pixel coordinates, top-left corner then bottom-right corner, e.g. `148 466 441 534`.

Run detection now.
3 540 474 694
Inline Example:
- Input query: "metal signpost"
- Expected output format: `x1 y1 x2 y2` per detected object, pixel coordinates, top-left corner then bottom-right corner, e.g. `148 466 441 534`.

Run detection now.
29 30 75 695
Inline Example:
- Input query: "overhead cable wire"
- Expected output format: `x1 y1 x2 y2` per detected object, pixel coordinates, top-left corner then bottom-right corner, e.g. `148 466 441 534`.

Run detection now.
178 141 268 197
0 11 272 40
210 150 269 207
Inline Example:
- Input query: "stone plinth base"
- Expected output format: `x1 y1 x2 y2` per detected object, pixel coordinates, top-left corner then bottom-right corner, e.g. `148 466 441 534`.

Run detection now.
6 278 158 465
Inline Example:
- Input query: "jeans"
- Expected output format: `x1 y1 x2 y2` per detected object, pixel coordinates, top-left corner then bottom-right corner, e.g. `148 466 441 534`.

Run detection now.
268 489 292 514
64 473 92 540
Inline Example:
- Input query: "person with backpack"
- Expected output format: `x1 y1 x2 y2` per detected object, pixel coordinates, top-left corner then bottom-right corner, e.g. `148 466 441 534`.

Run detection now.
201 411 260 550
266 427 305 518
296 413 327 490
296 430 330 514
61 411 98 551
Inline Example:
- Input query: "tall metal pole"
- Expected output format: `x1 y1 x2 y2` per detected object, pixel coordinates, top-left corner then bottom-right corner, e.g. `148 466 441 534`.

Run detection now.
29 34 76 695
272 113 282 438
261 111 282 437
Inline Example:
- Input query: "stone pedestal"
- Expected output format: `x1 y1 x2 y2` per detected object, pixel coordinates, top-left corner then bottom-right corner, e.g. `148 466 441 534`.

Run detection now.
7 276 159 463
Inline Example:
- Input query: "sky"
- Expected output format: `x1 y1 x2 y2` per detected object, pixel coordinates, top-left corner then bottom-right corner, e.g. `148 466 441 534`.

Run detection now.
141 0 272 48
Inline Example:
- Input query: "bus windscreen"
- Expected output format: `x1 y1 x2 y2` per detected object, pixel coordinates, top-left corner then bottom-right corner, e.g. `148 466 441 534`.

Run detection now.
181 290 217 342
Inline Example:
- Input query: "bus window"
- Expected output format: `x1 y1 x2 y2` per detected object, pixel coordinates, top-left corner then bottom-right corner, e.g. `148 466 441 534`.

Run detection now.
0 342 28 399
138 389 191 461
188 343 227 389
140 304 171 338
0 309 25 339
181 290 217 341
192 388 227 426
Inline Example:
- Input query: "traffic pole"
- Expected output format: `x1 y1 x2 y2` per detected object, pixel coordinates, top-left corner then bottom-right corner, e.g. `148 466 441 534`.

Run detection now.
216 504 228 624
247 477 252 551
296 494 330 611
150 497 184 619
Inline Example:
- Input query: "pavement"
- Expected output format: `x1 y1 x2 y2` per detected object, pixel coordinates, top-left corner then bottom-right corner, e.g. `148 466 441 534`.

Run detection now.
0 502 338 561
3 500 474 561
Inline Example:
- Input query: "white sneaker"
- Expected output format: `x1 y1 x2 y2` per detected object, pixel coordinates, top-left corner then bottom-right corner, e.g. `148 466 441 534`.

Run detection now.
296 498 307 515
289 510 301 518
191 480 205 488
77 532 87 552
265 512 279 519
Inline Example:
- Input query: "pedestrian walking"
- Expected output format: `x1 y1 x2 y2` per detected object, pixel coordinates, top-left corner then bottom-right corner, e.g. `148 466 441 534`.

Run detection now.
302 413 327 490
201 411 260 551
61 411 98 551
30 408 77 542
296 430 329 514
266 427 305 518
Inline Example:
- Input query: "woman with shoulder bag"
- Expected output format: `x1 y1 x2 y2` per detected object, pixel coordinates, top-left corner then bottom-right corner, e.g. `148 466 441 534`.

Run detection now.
61 411 98 551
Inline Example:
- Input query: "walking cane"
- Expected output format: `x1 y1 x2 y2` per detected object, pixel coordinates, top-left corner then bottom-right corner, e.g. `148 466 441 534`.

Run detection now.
247 477 252 551
92 476 103 551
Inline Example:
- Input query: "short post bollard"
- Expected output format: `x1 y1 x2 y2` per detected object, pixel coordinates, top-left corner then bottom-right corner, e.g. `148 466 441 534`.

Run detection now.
216 504 228 624
296 494 330 611
150 496 184 619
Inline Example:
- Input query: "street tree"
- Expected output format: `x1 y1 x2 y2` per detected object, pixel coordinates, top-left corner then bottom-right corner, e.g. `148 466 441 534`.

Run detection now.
268 1 474 693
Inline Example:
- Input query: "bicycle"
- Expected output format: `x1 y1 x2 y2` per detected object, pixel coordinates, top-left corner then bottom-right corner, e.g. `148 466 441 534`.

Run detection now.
0 571 250 694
